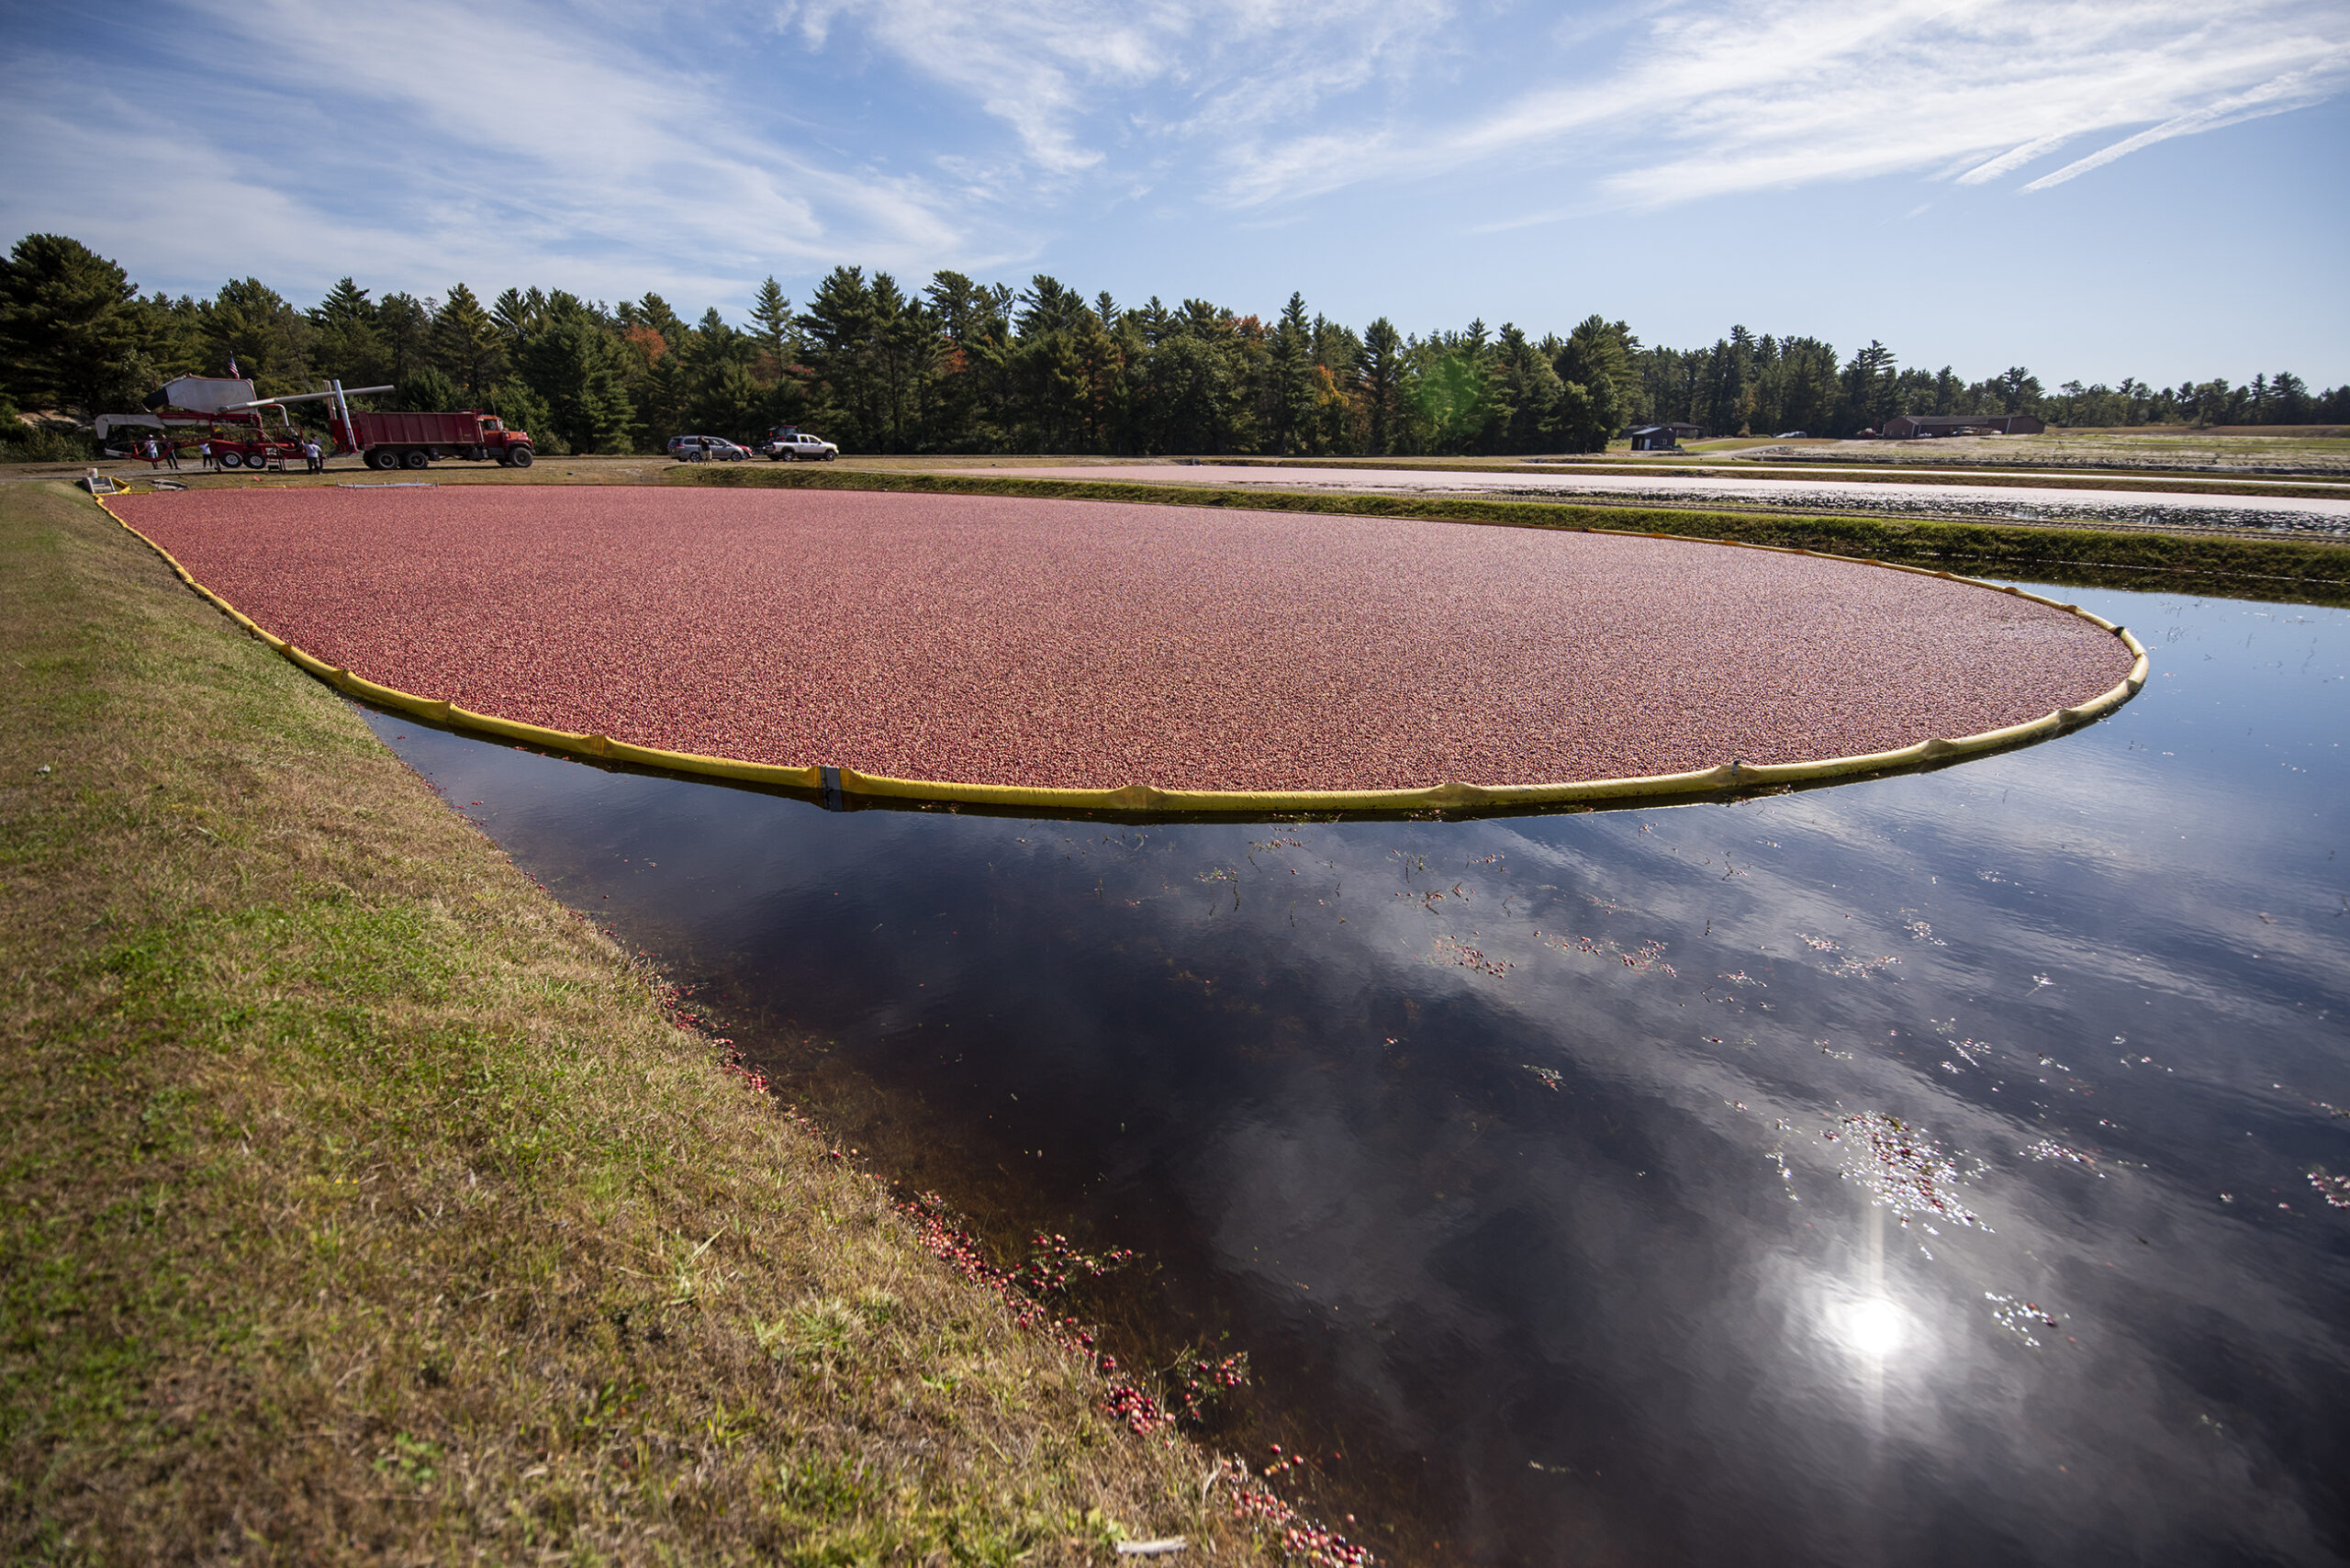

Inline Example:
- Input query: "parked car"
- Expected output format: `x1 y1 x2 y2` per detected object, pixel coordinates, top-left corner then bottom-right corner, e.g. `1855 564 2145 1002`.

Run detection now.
764 427 839 461
666 434 752 462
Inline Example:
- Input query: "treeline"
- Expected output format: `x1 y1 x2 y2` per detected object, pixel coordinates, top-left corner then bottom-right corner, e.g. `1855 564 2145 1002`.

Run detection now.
3 233 2343 458
1637 330 2350 437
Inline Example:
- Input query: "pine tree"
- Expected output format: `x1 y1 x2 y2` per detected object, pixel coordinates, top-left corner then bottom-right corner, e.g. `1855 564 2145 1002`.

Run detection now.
1360 318 1404 455
490 286 546 349
431 283 503 398
309 277 386 387
0 234 149 414
1555 316 1631 442
199 278 316 393
514 296 634 454
1270 292 1315 455
749 276 792 367
375 293 437 384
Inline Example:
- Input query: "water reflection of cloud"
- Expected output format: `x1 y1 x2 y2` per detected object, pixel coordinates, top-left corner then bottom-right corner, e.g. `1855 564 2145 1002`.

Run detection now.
352 588 2350 1563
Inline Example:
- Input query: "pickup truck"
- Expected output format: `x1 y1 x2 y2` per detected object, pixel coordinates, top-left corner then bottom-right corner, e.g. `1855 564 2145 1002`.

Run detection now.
765 427 839 461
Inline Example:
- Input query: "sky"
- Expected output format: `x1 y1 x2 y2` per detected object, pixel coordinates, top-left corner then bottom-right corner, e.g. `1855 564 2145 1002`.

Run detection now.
3 0 2345 385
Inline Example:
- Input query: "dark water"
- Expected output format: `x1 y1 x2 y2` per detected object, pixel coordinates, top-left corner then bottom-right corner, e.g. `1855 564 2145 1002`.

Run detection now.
364 584 2350 1566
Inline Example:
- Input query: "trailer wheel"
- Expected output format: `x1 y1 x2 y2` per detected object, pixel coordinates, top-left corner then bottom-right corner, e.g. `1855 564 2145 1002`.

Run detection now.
402 449 430 470
217 451 243 469
507 447 533 468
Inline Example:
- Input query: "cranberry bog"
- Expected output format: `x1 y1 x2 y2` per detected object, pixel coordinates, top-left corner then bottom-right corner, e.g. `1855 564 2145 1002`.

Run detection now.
107 485 2143 813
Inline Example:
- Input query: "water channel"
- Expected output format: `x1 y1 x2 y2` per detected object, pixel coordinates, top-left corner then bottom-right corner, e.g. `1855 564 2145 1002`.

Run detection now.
363 581 2348 1566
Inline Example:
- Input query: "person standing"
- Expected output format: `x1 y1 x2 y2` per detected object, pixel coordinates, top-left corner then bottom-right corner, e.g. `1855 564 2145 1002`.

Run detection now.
161 437 180 470
304 437 322 474
198 439 214 471
140 437 161 468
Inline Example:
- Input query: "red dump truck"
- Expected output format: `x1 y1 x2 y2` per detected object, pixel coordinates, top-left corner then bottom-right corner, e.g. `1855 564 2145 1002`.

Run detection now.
330 409 534 469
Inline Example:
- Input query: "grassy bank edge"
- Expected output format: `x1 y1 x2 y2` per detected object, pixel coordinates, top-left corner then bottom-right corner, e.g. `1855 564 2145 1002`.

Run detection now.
680 465 2350 606
0 480 1276 1564
1192 455 2350 501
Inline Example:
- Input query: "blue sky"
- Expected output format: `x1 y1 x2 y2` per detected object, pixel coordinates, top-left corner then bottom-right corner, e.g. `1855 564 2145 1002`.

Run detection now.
5 0 2345 385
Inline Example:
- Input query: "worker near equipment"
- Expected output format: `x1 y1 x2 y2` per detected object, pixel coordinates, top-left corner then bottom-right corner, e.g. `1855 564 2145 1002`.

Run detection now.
160 438 180 470
304 436 322 474
140 437 161 468
198 439 215 471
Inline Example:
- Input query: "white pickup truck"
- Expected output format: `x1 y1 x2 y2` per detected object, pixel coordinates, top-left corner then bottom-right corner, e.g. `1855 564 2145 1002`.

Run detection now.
765 427 839 461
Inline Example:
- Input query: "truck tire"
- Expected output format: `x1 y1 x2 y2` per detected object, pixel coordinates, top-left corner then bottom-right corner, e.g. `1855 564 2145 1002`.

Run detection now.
822 451 836 461
368 449 397 470
402 449 430 470
507 447 533 468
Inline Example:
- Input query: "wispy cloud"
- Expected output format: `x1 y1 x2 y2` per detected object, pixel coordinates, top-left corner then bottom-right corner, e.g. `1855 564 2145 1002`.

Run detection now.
809 0 1453 179
4 0 2343 328
1216 0 2350 208
0 0 988 305
2020 62 2345 189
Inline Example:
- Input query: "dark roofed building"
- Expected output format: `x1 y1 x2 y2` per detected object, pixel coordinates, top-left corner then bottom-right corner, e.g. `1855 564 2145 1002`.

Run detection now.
1628 421 1704 451
1881 413 2046 439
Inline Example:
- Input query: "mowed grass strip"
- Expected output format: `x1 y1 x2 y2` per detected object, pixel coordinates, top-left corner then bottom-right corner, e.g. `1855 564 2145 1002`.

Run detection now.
0 481 1261 1564
677 463 2350 605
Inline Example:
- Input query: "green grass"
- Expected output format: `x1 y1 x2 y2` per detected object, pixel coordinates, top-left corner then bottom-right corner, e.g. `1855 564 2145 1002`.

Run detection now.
0 480 1275 1564
677 464 2350 607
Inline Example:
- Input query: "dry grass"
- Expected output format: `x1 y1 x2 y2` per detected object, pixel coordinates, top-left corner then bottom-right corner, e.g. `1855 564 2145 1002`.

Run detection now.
0 480 1277 1564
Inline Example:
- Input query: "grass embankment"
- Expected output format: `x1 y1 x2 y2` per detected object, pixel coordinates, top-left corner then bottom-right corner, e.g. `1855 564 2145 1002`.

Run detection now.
1197 455 2350 501
681 465 2350 607
0 480 1266 1563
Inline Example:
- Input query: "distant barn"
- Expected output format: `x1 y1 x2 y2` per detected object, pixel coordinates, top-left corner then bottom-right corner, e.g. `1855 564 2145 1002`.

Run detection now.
1882 413 2046 439
1628 422 1704 451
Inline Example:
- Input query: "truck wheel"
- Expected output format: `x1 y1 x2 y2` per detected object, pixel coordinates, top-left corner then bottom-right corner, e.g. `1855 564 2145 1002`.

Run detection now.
507 447 533 468
402 449 430 470
822 451 836 461
368 449 397 470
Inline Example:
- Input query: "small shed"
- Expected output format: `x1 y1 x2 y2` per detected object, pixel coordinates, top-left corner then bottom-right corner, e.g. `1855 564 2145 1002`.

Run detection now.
1628 422 1703 451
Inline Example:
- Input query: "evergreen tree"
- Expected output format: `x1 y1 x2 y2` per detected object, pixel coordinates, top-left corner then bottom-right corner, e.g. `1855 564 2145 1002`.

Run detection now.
490 286 546 349
1493 323 1561 452
1556 316 1632 441
1994 365 2042 414
0 234 151 414
514 294 634 454
393 365 459 412
1269 292 1315 455
431 283 503 398
199 278 315 393
308 277 386 386
1360 317 1404 455
483 379 559 452
1551 379 1607 454
749 275 792 368
1834 341 1898 434
375 293 437 384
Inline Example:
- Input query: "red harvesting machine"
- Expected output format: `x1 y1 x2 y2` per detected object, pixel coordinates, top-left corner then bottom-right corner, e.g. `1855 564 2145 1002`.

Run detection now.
98 376 533 471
